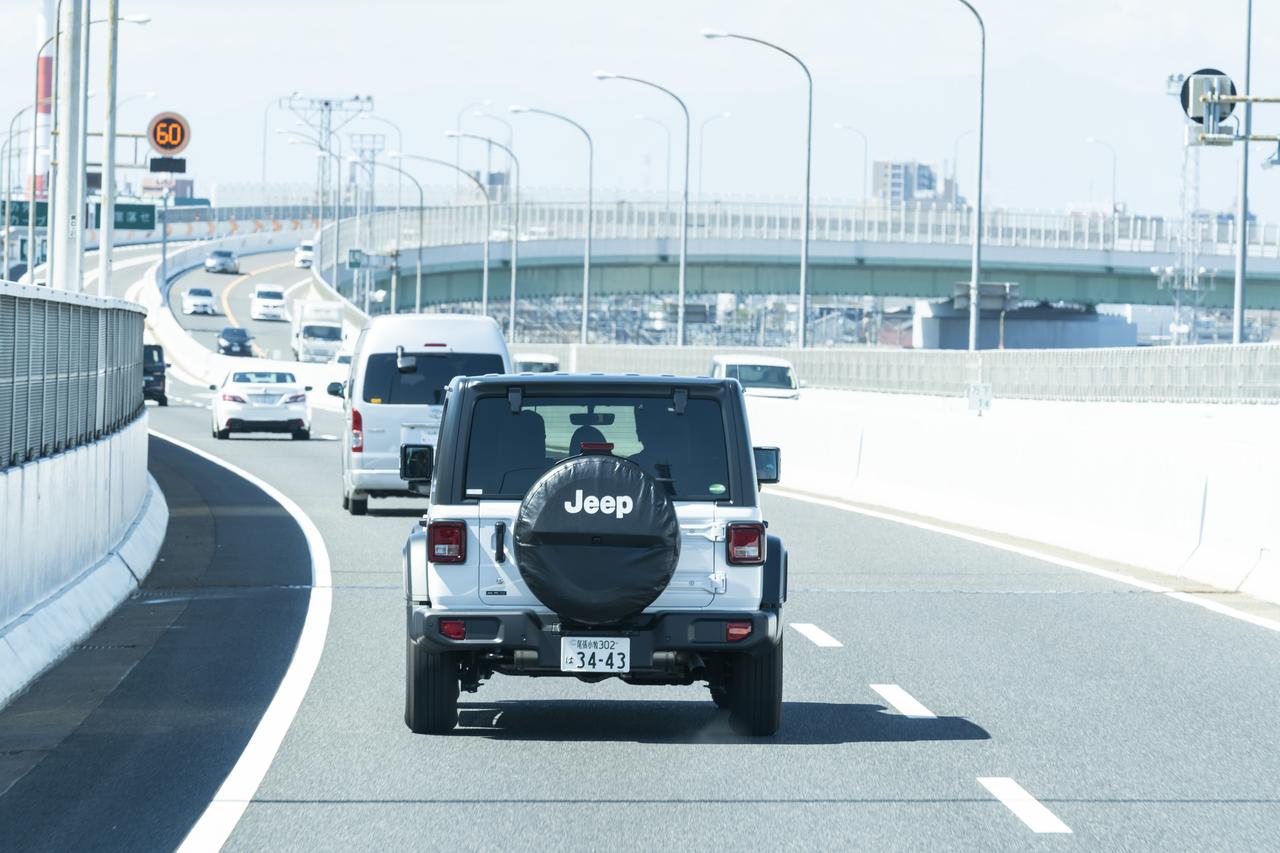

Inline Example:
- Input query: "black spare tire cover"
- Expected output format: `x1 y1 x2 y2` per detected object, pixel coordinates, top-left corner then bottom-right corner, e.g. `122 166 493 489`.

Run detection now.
514 454 681 626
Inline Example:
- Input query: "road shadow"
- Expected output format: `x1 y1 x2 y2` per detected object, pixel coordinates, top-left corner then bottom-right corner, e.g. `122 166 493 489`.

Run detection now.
453 699 989 745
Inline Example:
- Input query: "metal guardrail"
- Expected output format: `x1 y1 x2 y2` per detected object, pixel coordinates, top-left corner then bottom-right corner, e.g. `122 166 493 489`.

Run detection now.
0 281 146 469
526 342 1280 403
317 200 1280 263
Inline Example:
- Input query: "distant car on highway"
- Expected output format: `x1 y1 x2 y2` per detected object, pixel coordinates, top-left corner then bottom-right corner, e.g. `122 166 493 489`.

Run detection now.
181 286 216 315
217 326 254 357
294 240 315 269
249 284 287 321
204 249 240 275
513 352 560 373
709 354 802 400
142 344 168 406
209 369 312 441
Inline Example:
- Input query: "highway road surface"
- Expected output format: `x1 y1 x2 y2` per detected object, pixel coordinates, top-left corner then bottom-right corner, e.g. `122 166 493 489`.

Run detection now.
2 249 1279 850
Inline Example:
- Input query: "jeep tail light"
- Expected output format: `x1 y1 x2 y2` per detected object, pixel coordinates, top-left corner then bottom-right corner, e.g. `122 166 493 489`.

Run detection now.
351 408 363 452
440 619 466 640
726 522 766 565
221 393 246 403
726 620 753 642
429 521 466 563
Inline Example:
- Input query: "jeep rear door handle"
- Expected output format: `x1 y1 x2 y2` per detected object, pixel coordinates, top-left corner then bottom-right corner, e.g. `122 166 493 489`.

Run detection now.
494 522 506 563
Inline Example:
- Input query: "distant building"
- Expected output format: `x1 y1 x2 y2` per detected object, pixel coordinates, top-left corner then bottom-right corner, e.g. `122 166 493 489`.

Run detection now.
872 160 963 207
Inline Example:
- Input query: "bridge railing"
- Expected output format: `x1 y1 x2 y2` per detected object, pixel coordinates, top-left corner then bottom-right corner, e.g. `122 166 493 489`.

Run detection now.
317 200 1280 264
0 281 145 469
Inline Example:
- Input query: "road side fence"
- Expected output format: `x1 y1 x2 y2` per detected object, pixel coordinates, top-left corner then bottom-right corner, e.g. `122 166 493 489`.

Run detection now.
528 342 1280 404
0 281 145 469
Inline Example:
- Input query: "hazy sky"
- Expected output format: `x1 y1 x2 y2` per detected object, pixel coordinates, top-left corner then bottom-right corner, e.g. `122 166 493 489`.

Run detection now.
1 0 1276 217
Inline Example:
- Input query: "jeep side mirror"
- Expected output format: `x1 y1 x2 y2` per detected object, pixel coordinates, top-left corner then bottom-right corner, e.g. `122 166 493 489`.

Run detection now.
400 444 434 493
753 446 781 485
304 385 313 392
326 381 344 398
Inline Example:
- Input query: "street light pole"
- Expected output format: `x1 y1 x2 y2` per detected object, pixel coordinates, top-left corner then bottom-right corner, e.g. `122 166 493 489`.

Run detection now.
1232 0 1253 344
363 114 404 311
449 131 519 341
29 13 60 283
595 71 691 346
635 114 672 214
511 105 594 344
834 122 869 205
701 30 813 348
392 151 491 317
1084 137 1118 249
368 156 422 314
4 104 36 279
949 2 986 351
50 0 84 290
697 112 731 201
98 0 118 297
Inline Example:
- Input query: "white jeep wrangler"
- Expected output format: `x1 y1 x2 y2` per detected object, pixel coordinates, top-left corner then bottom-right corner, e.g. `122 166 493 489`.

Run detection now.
401 374 787 735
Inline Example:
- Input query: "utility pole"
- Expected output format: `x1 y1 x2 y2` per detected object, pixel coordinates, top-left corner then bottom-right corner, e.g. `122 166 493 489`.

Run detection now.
50 0 84 290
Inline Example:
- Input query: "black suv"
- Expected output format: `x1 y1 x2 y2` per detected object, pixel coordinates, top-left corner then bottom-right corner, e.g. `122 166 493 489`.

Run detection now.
143 344 168 406
400 374 786 736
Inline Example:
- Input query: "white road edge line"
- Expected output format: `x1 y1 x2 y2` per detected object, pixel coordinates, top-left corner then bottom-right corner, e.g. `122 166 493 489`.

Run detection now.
977 777 1072 834
153 430 334 853
789 622 843 647
869 683 937 719
767 486 1280 635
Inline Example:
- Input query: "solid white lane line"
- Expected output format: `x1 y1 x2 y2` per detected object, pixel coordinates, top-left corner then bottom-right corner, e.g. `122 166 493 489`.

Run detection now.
870 684 937 719
977 777 1072 834
790 622 843 647
155 431 333 853
283 278 312 302
767 486 1280 635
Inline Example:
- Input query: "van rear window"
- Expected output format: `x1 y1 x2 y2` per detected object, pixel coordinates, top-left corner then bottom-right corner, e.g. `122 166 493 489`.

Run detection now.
361 352 504 405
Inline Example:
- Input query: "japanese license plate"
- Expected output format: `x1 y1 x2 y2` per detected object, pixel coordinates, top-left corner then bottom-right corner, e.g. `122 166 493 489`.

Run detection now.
560 637 630 673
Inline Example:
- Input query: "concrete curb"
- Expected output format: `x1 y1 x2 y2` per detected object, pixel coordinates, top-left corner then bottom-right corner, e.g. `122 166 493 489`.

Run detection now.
0 474 170 711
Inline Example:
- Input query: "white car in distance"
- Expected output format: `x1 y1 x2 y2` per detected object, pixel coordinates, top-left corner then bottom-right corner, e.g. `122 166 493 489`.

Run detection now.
209 369 312 441
182 286 216 315
249 284 288 321
294 240 315 268
513 352 561 373
709 354 803 400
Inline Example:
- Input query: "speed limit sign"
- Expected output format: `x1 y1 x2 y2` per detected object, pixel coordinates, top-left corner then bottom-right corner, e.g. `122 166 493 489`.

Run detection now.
147 112 191 155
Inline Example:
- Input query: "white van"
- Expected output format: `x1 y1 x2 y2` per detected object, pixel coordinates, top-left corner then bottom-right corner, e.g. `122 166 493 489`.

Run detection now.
708 354 802 399
328 314 511 515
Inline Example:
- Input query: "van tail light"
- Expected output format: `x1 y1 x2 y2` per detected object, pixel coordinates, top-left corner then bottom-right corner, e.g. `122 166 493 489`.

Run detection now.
221 393 246 403
439 619 466 640
726 522 766 565
351 408 363 452
429 521 466 563
726 621 753 642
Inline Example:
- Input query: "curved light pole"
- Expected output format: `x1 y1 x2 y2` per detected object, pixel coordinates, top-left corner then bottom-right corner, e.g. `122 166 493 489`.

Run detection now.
1084 136 1118 248
362 114 405 309
510 106 593 344
634 113 672 214
697 111 731 200
702 29 813 348
367 155 422 315
596 70 691 346
449 131 519 341
948 2 987 351
833 122 869 205
392 150 491 317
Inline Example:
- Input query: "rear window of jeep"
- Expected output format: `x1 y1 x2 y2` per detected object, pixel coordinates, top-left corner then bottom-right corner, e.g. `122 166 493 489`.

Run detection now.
464 395 731 500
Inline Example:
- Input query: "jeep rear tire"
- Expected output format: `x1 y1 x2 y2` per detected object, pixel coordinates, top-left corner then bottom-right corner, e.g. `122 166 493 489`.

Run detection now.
729 635 783 736
513 454 681 626
405 639 459 735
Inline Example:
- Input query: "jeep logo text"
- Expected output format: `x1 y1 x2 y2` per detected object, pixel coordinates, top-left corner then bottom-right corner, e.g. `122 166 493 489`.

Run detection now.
563 490 634 518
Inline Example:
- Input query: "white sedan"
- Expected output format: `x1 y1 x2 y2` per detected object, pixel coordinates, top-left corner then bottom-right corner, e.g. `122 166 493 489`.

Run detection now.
209 370 312 440
182 287 216 315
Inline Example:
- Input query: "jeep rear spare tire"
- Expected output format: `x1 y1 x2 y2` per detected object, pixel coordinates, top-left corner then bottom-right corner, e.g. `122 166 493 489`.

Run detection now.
514 454 681 626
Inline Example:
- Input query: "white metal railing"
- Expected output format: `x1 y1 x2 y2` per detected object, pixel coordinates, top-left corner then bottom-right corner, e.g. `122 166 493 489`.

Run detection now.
314 200 1280 265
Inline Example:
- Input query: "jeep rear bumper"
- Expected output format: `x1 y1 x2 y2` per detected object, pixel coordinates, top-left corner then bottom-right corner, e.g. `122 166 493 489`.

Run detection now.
407 606 781 669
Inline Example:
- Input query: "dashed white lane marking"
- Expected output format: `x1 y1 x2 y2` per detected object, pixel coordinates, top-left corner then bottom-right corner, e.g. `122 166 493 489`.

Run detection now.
977 777 1072 834
156 431 333 853
767 487 1280 636
870 684 937 719
789 623 843 647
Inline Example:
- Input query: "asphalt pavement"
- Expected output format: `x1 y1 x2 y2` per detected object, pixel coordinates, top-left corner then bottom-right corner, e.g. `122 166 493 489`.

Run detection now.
3 251 1279 849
